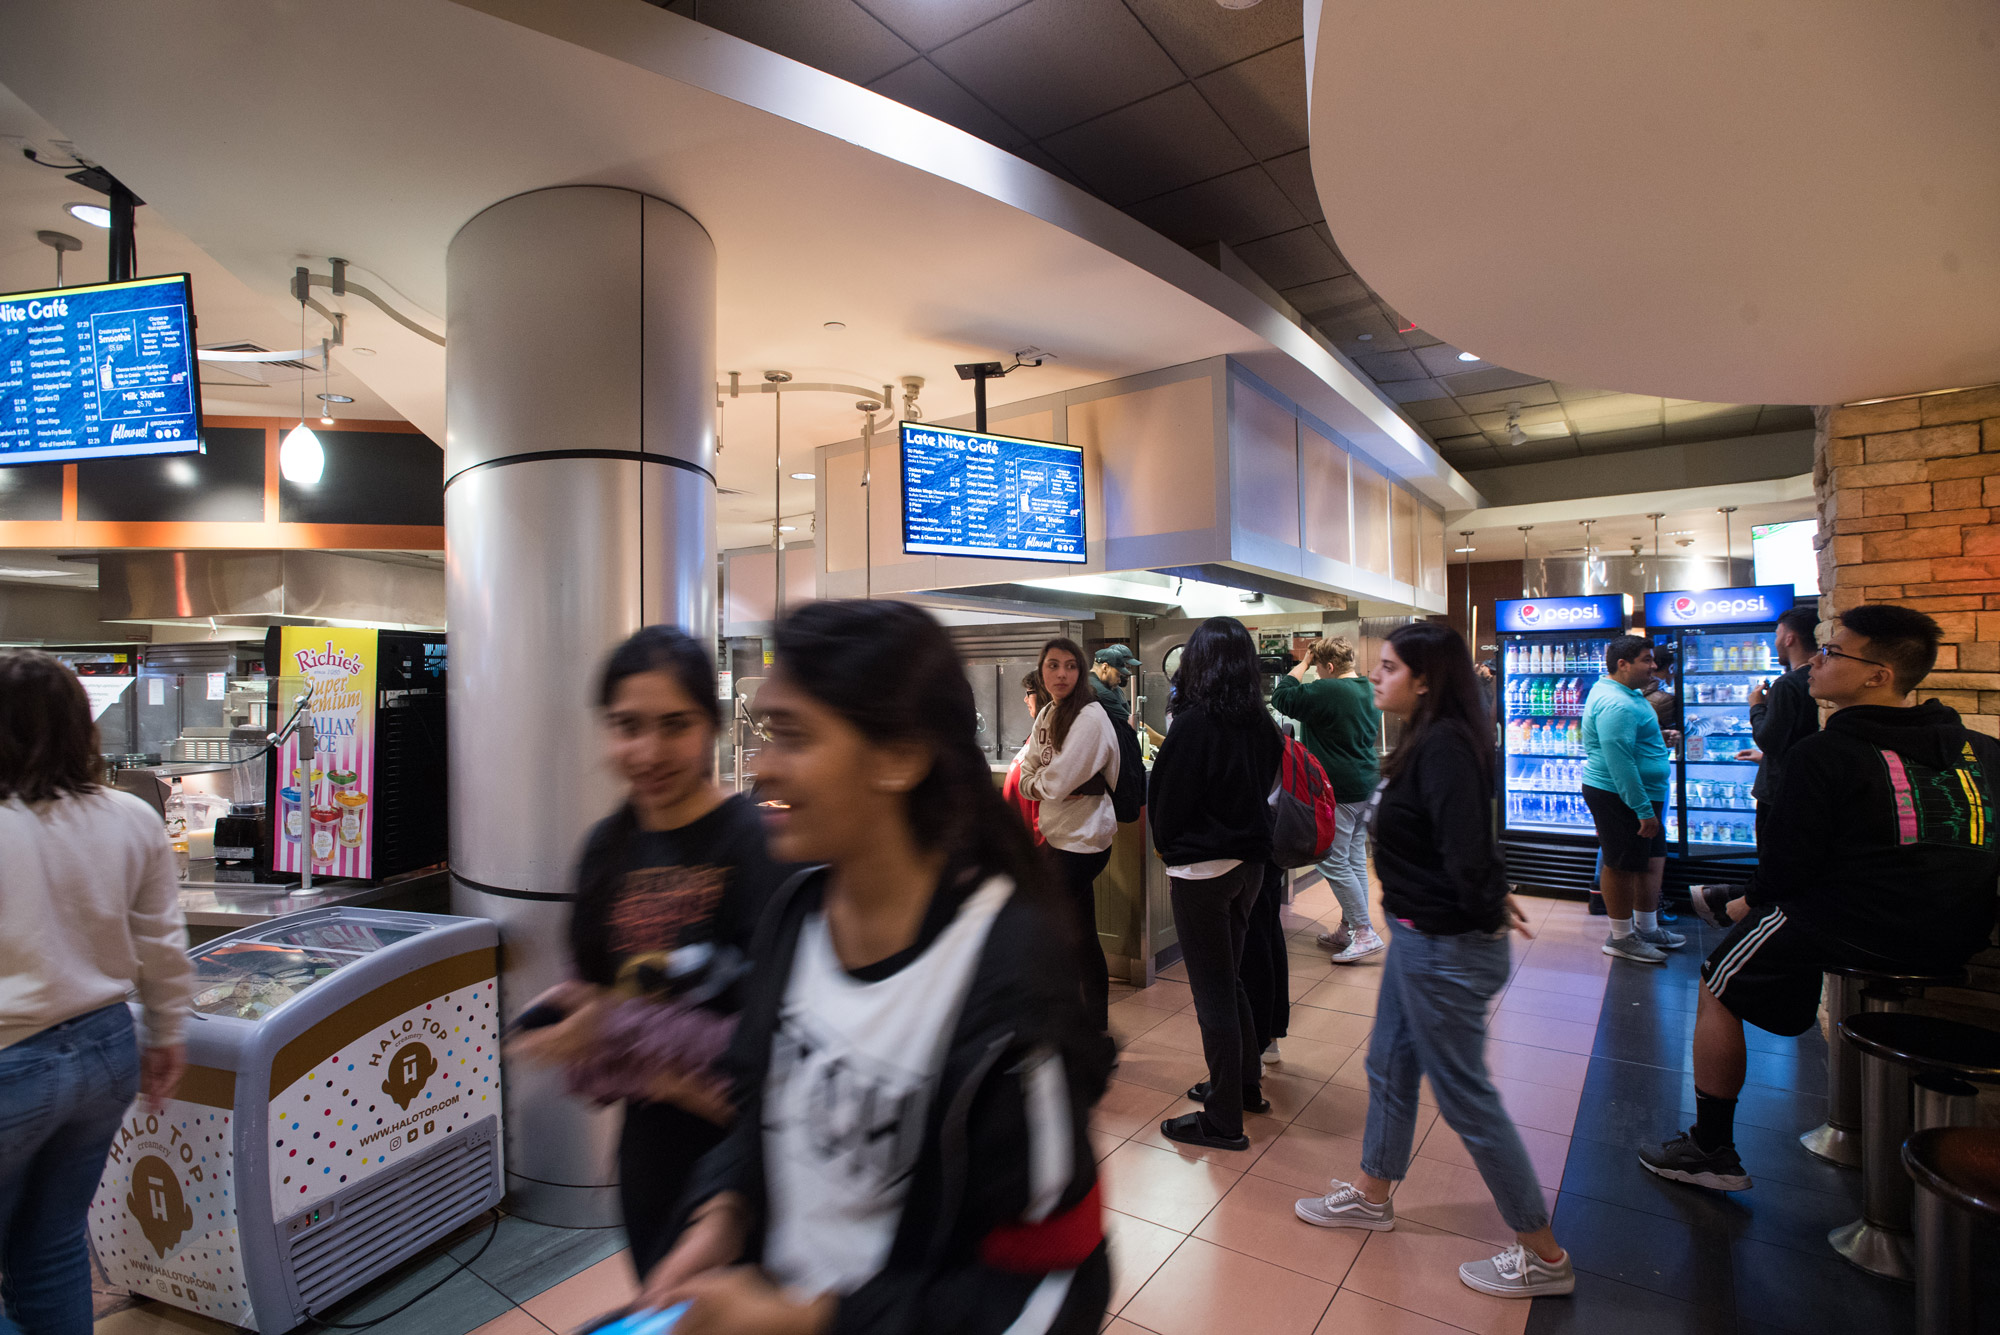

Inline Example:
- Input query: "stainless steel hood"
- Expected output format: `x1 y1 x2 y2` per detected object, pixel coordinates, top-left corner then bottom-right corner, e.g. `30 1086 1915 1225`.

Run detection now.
97 550 445 630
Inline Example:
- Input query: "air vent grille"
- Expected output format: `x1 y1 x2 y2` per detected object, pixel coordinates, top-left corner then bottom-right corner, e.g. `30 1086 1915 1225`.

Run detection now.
283 1120 498 1316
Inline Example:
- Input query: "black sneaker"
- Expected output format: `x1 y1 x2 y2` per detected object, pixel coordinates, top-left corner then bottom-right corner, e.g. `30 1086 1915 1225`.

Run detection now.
1186 1081 1272 1115
1687 884 1735 929
1639 1130 1752 1191
1160 1111 1249 1151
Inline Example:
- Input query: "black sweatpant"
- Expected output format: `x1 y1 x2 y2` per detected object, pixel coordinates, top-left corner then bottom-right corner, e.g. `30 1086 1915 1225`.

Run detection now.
1051 844 1114 1032
1238 863 1291 1052
1169 862 1264 1137
619 1099 727 1277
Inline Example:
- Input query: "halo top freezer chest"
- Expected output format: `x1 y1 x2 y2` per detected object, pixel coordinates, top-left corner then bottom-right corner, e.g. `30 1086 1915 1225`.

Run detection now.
90 909 502 1332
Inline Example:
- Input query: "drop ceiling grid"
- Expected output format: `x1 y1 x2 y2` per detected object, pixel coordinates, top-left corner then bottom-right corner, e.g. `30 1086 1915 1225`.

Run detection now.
653 0 1810 469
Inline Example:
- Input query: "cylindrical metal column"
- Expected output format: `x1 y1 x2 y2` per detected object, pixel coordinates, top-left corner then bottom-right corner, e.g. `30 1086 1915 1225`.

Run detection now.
1912 1074 1979 1132
445 186 716 1226
1910 1181 1973 1335
1801 972 1865 1167
1829 988 1916 1280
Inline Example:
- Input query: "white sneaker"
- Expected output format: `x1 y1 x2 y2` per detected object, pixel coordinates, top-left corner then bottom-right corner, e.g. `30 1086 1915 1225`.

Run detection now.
1329 929 1386 964
1261 1041 1281 1065
1294 1180 1395 1231
1457 1242 1575 1298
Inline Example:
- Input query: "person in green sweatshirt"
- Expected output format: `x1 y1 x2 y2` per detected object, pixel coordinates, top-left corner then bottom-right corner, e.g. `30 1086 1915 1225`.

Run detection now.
1270 637 1384 962
1580 636 1685 963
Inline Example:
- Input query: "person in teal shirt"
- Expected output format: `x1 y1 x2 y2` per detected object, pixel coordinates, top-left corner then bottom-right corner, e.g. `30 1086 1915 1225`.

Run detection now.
1271 637 1383 962
1580 636 1684 963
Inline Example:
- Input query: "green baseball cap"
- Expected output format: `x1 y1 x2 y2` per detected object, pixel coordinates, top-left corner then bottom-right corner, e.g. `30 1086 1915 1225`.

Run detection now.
1094 645 1141 673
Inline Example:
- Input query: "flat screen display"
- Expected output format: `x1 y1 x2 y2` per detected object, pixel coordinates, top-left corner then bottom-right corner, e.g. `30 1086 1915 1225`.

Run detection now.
901 421 1086 564
0 273 203 466
1752 520 1820 595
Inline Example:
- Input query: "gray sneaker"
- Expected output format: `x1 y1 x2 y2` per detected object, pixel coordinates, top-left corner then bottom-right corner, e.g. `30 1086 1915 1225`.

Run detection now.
1458 1242 1575 1298
1636 924 1686 951
1294 1180 1395 1231
1602 931 1668 964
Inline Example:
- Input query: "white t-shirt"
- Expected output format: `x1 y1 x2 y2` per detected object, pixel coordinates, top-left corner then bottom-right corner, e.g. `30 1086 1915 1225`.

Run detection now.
1165 858 1243 879
761 876 1015 1299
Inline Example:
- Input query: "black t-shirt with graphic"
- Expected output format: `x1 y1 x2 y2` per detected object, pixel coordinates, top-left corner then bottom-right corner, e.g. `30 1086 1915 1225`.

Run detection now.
569 793 787 989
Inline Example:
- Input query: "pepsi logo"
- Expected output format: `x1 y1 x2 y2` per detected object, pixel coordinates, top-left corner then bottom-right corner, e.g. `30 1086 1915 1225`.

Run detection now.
1519 604 1540 623
1673 597 1695 615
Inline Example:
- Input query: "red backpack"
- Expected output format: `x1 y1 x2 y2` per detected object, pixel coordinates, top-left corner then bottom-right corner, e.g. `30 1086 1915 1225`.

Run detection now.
1269 734 1339 868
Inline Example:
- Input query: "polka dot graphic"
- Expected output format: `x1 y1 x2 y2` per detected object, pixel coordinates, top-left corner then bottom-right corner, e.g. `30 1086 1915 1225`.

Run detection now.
89 1103 253 1326
267 978 499 1217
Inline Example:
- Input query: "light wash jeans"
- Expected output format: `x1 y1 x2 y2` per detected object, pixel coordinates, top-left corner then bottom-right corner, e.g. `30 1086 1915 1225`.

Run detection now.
0 1002 140 1335
1360 926 1549 1233
1316 801 1373 933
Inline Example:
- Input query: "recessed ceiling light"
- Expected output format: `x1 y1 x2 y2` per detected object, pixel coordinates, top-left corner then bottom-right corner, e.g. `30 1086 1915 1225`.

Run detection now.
316 393 354 404
823 321 845 331
1356 333 1374 342
66 202 111 228
1454 546 1477 553
1457 351 1480 362
349 347 376 356
789 471 816 480
778 524 797 533
1666 529 1697 536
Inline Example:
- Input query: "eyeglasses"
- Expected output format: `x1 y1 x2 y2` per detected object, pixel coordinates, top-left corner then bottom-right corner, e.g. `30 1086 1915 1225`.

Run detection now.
1815 644 1885 669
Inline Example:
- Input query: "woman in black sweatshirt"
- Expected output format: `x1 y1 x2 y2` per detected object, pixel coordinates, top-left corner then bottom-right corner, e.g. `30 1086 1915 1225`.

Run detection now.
1147 617 1283 1151
1288 623 1575 1303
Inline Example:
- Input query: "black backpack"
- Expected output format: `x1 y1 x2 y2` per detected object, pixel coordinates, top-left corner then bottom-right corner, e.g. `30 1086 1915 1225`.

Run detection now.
1105 710 1146 823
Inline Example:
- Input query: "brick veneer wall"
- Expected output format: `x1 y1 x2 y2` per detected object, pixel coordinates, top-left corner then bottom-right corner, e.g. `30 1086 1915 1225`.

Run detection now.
1813 385 2000 738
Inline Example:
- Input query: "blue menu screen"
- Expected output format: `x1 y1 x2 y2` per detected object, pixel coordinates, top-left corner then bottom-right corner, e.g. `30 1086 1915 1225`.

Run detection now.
901 421 1086 564
0 274 202 465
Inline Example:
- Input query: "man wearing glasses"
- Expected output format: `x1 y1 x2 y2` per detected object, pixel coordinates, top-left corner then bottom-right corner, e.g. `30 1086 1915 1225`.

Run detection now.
1640 604 2000 1191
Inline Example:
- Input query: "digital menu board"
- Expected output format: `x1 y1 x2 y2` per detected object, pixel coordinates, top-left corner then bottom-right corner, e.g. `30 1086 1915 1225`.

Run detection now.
0 273 203 465
901 422 1086 564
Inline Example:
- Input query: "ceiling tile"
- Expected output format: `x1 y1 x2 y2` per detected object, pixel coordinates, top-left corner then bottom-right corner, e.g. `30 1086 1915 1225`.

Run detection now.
1757 404 1816 430
1414 344 1478 378
1442 366 1547 396
867 58 1026 147
1041 84 1253 205
1009 141 1089 190
683 0 917 85
1438 441 1503 470
855 0 1030 51
1573 411 1664 433
1503 440 1584 464
1125 164 1304 247
1354 349 1426 382
1381 377 1445 404
1314 310 1405 352
930 0 1182 138
1577 425 1666 450
1559 392 1661 422
1262 148 1323 221
1455 384 1559 414
1120 0 1303 77
1193 39 1308 159
1552 382 1617 402
1424 414 1478 437
1664 413 1763 442
1664 401 1755 423
1282 274 1372 321
1232 224 1346 288
1399 396 1462 424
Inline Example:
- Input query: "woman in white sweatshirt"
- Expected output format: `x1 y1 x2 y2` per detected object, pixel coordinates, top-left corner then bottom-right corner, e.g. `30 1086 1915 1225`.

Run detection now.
0 650 194 1335
1014 637 1118 1032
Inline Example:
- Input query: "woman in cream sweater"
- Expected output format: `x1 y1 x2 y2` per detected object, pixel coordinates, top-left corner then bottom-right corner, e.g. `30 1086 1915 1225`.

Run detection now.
1 650 193 1335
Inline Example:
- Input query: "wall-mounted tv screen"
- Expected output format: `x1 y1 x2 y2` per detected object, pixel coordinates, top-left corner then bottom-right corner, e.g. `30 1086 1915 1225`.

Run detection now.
900 421 1086 564
1752 520 1819 596
0 273 203 466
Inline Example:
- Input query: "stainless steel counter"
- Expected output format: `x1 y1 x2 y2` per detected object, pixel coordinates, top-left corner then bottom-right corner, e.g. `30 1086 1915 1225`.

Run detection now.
177 865 451 935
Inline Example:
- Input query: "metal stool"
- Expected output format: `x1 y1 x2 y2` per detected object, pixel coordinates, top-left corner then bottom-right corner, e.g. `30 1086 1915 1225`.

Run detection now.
1830 1005 1998 1281
1901 1128 2000 1335
1800 970 1868 1167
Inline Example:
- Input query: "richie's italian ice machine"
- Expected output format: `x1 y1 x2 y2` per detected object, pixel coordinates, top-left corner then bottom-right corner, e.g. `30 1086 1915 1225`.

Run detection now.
89 909 501 1332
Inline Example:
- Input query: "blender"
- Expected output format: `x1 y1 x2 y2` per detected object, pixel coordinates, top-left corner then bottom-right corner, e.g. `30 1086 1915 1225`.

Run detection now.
210 725 273 869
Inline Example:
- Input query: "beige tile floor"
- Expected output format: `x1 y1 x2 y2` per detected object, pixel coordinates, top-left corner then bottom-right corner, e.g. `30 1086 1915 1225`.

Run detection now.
90 880 1610 1335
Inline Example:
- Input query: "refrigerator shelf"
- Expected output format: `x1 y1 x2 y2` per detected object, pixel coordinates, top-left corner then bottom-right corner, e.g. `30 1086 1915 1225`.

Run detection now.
1682 668 1780 677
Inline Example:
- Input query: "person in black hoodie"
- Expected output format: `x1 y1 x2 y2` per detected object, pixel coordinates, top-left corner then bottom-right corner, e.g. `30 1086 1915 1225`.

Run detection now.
637 600 1110 1335
1291 623 1575 1301
1642 604 2000 1192
1147 617 1285 1150
506 627 788 1276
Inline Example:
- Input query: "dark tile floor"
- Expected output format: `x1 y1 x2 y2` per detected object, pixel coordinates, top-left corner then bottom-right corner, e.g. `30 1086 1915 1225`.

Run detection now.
1525 912 1988 1335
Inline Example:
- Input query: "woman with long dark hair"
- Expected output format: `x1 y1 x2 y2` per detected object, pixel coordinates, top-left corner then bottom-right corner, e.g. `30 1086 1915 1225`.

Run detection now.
507 626 787 1276
637 600 1110 1334
1014 637 1119 1032
1291 623 1573 1301
1 650 193 1334
1146 617 1284 1150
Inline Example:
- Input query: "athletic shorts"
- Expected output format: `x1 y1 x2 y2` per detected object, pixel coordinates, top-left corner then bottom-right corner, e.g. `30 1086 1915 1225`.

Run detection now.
1700 904 1938 1037
1581 783 1667 872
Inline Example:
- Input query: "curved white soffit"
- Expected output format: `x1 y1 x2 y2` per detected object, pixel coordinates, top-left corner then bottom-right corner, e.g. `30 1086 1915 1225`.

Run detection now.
1309 2 2000 405
0 0 1456 500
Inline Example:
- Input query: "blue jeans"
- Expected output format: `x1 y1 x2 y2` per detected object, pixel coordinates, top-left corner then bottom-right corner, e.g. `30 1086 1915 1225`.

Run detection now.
1361 927 1548 1233
0 1004 140 1335
1316 801 1373 933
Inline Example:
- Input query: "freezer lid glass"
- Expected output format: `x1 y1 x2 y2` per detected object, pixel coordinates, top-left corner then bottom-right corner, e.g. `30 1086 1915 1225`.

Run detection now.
189 942 362 1019
264 922 425 954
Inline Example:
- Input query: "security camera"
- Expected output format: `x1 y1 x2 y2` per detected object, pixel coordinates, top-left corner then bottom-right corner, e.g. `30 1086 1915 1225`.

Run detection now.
954 362 1007 380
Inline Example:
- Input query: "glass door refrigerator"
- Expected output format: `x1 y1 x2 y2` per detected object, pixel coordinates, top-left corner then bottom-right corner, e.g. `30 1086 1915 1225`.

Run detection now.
1494 595 1631 888
1642 585 1800 866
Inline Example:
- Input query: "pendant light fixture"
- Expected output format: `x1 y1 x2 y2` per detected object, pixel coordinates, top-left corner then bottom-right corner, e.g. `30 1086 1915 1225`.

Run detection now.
279 293 324 484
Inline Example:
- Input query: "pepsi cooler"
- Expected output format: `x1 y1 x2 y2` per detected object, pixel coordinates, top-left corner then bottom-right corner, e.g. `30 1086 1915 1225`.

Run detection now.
1494 594 1631 892
88 909 501 1332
